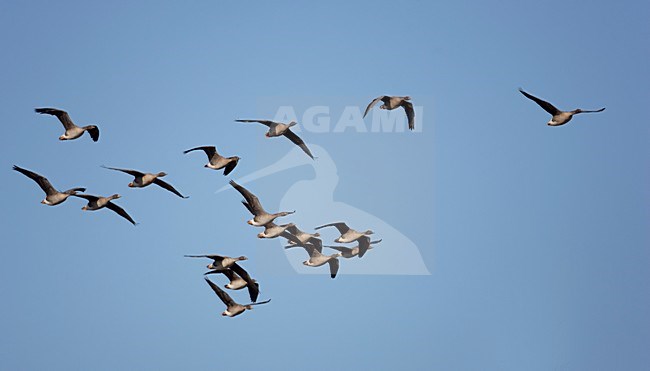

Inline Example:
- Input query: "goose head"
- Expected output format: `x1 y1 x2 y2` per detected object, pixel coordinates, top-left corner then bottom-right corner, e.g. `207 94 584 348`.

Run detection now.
40 199 47 205
403 96 412 101
128 182 135 187
247 219 255 225
109 194 121 200
236 256 248 261
313 232 321 237
157 172 167 177
58 135 66 140
257 232 266 238
287 121 297 127
81 205 88 211
364 230 374 235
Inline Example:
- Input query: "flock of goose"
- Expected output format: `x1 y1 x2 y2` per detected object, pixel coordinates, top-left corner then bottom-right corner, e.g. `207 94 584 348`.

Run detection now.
14 90 605 317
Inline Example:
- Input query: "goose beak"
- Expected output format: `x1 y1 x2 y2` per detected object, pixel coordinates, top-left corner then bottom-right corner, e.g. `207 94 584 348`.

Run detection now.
247 220 253 225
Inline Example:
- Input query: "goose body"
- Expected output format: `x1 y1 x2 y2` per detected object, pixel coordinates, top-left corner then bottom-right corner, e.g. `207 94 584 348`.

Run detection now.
204 278 270 317
72 193 137 225
13 165 85 206
101 166 188 198
183 146 240 175
315 222 375 257
258 222 295 239
363 96 415 130
519 88 605 126
230 180 295 226
185 254 247 271
236 119 314 159
35 108 100 141
294 244 342 279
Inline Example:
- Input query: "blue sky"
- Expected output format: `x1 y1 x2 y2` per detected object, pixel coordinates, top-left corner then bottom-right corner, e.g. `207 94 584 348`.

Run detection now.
1 1 649 370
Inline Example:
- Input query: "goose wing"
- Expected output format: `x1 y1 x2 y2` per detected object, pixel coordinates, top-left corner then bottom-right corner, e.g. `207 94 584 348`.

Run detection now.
283 129 314 159
35 108 76 130
328 258 340 279
324 245 352 254
185 254 226 261
229 180 266 215
402 101 415 130
105 201 137 225
153 178 188 198
101 166 144 178
314 222 350 235
230 263 259 302
205 277 236 307
235 119 276 127
280 230 304 245
223 158 239 176
183 146 218 159
518 89 560 115
363 96 386 118
85 126 99 142
71 194 99 202
578 108 606 113
13 165 58 196
357 236 370 258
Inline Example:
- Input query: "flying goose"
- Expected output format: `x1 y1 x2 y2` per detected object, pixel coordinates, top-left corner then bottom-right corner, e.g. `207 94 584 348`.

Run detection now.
363 96 415 130
72 193 137 225
518 88 605 126
184 254 248 271
229 180 295 226
35 108 100 141
101 166 188 198
236 119 314 159
258 222 298 239
284 238 323 253
291 243 342 279
205 269 259 295
324 239 383 259
315 222 374 243
13 165 85 206
183 146 240 176
284 225 321 245
204 277 270 317
198 257 259 303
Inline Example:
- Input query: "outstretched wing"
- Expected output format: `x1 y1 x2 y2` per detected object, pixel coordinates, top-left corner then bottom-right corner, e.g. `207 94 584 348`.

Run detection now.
323 245 352 254
357 236 370 258
35 108 76 130
13 165 57 196
101 166 144 178
105 201 137 225
185 254 226 262
283 129 314 159
328 258 340 279
518 88 560 115
229 180 265 215
314 222 350 235
71 193 99 202
223 158 239 176
153 178 188 199
235 119 276 127
205 277 236 307
85 126 99 142
402 101 415 130
363 96 385 118
579 108 606 113
280 230 303 245
183 146 218 159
